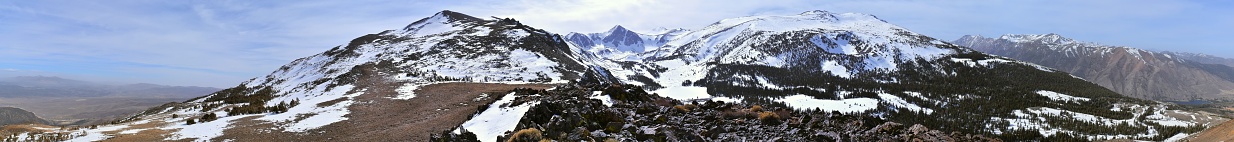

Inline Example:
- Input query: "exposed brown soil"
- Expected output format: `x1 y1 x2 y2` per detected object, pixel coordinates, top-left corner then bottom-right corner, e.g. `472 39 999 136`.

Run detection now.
209 72 554 142
90 114 181 142
0 124 59 135
100 128 179 142
1188 119 1234 141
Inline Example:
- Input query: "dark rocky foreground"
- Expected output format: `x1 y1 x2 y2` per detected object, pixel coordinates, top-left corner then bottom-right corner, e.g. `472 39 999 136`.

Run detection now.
434 83 1001 142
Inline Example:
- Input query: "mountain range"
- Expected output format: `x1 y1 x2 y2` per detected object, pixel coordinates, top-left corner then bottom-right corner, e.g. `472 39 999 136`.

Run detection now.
0 76 220 126
0 76 220 98
954 34 1234 101
9 10 1225 141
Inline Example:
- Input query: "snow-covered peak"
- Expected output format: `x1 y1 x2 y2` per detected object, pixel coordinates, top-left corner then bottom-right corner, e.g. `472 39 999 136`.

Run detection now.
998 33 1082 45
958 35 984 41
567 25 691 60
400 10 487 36
648 27 688 35
799 10 834 15
605 25 634 35
674 10 897 42
659 10 937 63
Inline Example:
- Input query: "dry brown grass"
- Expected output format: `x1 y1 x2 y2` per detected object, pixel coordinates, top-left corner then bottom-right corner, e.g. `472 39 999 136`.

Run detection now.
205 68 556 142
506 128 543 142
1188 119 1234 141
0 124 59 135
750 105 763 112
673 105 696 112
757 112 780 121
92 113 180 142
100 129 177 142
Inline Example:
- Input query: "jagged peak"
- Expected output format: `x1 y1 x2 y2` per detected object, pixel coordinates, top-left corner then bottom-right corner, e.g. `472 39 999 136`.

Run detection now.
998 33 1078 44
698 10 893 33
606 25 634 34
797 10 884 23
402 10 484 31
957 35 986 41
799 10 838 16
435 10 483 22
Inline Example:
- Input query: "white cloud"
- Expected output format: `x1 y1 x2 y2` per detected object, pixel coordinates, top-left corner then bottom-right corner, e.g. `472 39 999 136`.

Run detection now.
449 0 814 33
1 0 1231 87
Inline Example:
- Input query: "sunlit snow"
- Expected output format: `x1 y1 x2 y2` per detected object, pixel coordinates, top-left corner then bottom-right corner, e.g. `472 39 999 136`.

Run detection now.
777 94 879 113
460 92 539 142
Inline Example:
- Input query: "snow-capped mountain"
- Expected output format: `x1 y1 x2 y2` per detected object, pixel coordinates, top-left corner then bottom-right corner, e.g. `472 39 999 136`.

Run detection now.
30 10 1224 142
623 10 960 91
41 10 615 141
592 10 1221 141
955 34 1234 101
565 25 688 61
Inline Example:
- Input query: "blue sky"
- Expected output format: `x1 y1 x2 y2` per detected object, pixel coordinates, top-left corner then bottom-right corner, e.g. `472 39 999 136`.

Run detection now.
1 0 1231 87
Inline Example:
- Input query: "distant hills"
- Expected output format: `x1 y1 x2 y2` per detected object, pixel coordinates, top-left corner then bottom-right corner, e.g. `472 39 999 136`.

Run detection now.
0 76 219 98
0 107 50 126
0 76 220 126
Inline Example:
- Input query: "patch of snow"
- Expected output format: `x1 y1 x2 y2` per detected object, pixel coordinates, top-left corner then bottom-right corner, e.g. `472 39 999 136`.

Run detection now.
589 91 614 107
811 33 859 55
1163 133 1189 142
504 30 529 39
164 113 259 141
67 124 130 142
864 55 898 71
710 96 744 103
897 45 953 60
257 85 357 132
652 86 711 100
762 54 786 67
878 92 933 114
821 60 852 78
1035 90 1090 103
393 83 423 100
776 94 879 113
285 99 353 132
461 92 540 142
753 76 783 89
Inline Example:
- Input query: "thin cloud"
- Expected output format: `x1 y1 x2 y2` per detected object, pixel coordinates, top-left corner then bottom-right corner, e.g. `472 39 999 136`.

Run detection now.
0 0 1230 87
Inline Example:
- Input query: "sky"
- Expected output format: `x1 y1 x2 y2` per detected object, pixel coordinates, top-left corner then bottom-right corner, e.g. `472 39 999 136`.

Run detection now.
1 0 1231 87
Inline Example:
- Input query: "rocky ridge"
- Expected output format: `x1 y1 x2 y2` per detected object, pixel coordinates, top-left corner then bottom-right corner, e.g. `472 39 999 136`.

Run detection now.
954 34 1234 101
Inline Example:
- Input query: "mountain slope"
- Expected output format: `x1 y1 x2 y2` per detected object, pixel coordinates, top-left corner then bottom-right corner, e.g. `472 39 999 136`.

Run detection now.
34 10 1224 141
581 10 1220 141
42 10 615 142
0 107 50 126
1165 51 1234 68
953 34 1234 101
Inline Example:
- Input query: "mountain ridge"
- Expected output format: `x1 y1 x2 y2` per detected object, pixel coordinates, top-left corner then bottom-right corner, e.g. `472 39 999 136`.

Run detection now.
954 34 1234 101
0 107 50 126
25 10 1223 142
